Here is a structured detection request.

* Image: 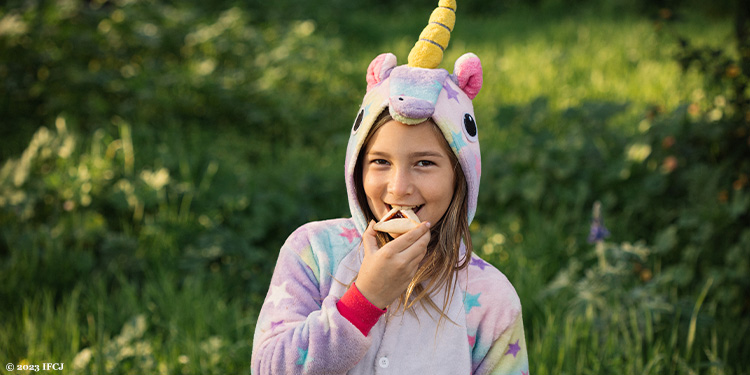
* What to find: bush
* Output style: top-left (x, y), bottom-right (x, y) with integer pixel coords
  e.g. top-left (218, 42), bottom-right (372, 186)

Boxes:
top-left (0, 0), bottom-right (358, 161)
top-left (471, 7), bottom-right (749, 369)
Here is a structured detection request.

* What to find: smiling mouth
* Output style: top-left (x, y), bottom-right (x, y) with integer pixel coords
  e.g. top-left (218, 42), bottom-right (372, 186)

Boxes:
top-left (386, 204), bottom-right (424, 217)
top-left (373, 204), bottom-right (423, 235)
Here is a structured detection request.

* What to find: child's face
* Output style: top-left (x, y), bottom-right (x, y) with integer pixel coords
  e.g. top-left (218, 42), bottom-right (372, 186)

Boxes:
top-left (362, 119), bottom-right (455, 229)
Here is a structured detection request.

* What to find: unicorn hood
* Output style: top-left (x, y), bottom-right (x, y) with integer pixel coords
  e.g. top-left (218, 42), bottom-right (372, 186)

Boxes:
top-left (344, 0), bottom-right (484, 235)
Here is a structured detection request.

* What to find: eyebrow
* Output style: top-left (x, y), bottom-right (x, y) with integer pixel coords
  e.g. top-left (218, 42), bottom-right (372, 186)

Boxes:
top-left (367, 150), bottom-right (446, 159)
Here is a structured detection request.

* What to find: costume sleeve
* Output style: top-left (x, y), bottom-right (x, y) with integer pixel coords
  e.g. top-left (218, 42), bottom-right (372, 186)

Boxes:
top-left (251, 226), bottom-right (372, 375)
top-left (465, 256), bottom-right (530, 375)
top-left (473, 310), bottom-right (529, 375)
top-left (336, 282), bottom-right (387, 336)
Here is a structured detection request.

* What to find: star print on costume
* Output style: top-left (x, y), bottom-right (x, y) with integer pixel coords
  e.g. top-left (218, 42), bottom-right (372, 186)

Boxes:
top-left (339, 226), bottom-right (360, 243)
top-left (470, 257), bottom-right (488, 270)
top-left (522, 371), bottom-right (529, 375)
top-left (362, 102), bottom-right (373, 119)
top-left (432, 79), bottom-right (444, 92)
top-left (464, 291), bottom-right (481, 314)
top-left (266, 281), bottom-right (293, 307)
top-left (298, 245), bottom-right (321, 282)
top-left (297, 347), bottom-right (313, 367)
top-left (450, 129), bottom-right (467, 152)
top-left (443, 81), bottom-right (460, 103)
top-left (505, 339), bottom-right (521, 358)
top-left (468, 335), bottom-right (476, 348)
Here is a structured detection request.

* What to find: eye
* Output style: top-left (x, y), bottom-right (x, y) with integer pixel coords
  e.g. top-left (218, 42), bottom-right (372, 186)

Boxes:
top-left (463, 113), bottom-right (478, 141)
top-left (417, 160), bottom-right (435, 167)
top-left (352, 109), bottom-right (364, 133)
top-left (371, 159), bottom-right (389, 165)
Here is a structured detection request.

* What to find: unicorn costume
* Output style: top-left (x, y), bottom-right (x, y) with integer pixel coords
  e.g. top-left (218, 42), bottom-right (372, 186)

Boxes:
top-left (251, 1), bottom-right (529, 373)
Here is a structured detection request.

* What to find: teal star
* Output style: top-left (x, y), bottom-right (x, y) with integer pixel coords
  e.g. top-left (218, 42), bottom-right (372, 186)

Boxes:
top-left (362, 102), bottom-right (373, 118)
top-left (296, 347), bottom-right (312, 367)
top-left (432, 79), bottom-right (444, 92)
top-left (450, 130), bottom-right (467, 152)
top-left (464, 292), bottom-right (481, 314)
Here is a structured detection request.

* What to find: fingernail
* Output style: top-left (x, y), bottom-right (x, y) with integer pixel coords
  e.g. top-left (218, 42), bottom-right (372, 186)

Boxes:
top-left (425, 222), bottom-right (431, 228)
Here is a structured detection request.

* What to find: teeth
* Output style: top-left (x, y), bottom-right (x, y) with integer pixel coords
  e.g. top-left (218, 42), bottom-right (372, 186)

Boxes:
top-left (391, 204), bottom-right (421, 210)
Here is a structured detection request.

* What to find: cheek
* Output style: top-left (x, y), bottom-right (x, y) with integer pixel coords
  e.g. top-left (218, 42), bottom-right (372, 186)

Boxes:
top-left (428, 171), bottom-right (455, 208)
top-left (362, 167), bottom-right (377, 197)
top-left (361, 168), bottom-right (383, 213)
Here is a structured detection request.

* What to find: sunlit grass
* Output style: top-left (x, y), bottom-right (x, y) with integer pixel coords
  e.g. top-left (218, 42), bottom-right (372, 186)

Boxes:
top-left (3, 272), bottom-right (256, 374)
top-left (346, 6), bottom-right (731, 138)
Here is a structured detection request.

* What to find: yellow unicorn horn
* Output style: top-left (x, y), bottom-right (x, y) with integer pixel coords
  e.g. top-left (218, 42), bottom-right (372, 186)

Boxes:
top-left (407, 0), bottom-right (457, 69)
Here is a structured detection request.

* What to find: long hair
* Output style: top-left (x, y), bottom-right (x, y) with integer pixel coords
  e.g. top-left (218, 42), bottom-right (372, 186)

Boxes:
top-left (353, 109), bottom-right (473, 319)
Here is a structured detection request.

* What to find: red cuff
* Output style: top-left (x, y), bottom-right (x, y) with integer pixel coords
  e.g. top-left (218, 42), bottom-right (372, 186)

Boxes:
top-left (336, 283), bottom-right (386, 336)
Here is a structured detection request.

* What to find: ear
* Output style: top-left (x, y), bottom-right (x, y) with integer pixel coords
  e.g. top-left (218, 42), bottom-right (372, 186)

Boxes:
top-left (366, 53), bottom-right (397, 91)
top-left (452, 53), bottom-right (483, 100)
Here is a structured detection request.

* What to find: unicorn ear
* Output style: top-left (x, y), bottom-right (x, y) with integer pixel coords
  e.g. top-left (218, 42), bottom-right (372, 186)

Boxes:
top-left (366, 53), bottom-right (397, 91)
top-left (452, 53), bottom-right (483, 100)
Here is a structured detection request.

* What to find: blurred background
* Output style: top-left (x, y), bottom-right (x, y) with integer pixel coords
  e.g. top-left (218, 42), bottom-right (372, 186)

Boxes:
top-left (0, 0), bottom-right (748, 373)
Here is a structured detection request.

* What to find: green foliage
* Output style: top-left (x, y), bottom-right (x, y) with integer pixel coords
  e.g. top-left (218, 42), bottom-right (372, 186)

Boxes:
top-left (469, 8), bottom-right (749, 370)
top-left (0, 0), bottom-right (358, 160)
top-left (0, 116), bottom-right (348, 369)
top-left (1, 0), bottom-right (747, 373)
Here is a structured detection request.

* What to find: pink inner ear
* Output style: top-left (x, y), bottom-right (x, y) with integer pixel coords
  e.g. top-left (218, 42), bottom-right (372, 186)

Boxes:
top-left (461, 72), bottom-right (483, 100)
top-left (366, 56), bottom-right (385, 91)
top-left (455, 55), bottom-right (483, 100)
top-left (366, 53), bottom-right (396, 91)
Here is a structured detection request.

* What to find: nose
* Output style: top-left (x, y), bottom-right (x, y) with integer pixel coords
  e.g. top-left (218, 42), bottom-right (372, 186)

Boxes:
top-left (390, 96), bottom-right (434, 120)
top-left (388, 167), bottom-right (414, 197)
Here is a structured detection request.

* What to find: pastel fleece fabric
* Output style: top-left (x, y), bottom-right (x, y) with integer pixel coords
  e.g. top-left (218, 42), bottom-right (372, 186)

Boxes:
top-left (251, 53), bottom-right (529, 374)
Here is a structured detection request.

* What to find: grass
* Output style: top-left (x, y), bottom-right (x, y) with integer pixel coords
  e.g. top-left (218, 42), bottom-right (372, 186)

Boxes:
top-left (344, 5), bottom-right (732, 136)
top-left (1, 2), bottom-right (744, 374)
top-left (4, 268), bottom-right (256, 374)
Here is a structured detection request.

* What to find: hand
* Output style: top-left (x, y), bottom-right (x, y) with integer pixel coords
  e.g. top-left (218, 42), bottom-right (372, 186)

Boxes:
top-left (355, 220), bottom-right (431, 309)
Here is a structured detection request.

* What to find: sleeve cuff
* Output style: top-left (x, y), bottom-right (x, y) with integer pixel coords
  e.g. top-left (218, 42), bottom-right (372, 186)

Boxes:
top-left (336, 283), bottom-right (386, 336)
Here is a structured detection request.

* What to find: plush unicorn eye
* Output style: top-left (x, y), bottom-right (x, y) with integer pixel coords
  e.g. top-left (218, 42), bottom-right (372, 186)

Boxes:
top-left (352, 109), bottom-right (364, 133)
top-left (463, 113), bottom-right (478, 141)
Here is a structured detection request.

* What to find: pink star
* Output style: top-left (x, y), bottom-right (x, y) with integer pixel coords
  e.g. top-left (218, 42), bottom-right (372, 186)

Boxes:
top-left (505, 339), bottom-right (521, 358)
top-left (468, 335), bottom-right (476, 347)
top-left (522, 371), bottom-right (528, 375)
top-left (339, 226), bottom-right (360, 243)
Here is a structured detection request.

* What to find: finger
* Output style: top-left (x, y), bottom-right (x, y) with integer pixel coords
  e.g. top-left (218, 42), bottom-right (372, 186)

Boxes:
top-left (362, 220), bottom-right (379, 256)
top-left (401, 227), bottom-right (431, 263)
top-left (389, 221), bottom-right (431, 252)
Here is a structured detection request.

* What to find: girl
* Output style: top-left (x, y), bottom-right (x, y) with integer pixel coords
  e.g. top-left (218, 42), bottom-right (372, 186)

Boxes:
top-left (251, 1), bottom-right (528, 373)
